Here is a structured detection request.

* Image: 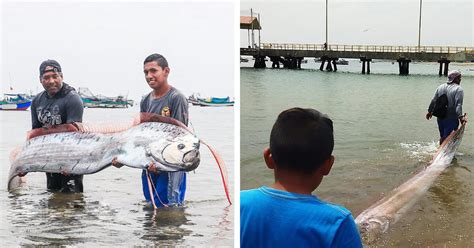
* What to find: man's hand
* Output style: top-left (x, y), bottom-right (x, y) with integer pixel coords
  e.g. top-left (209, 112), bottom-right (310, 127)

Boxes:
top-left (111, 158), bottom-right (124, 168)
top-left (147, 162), bottom-right (158, 174)
top-left (459, 115), bottom-right (468, 125)
top-left (426, 112), bottom-right (432, 120)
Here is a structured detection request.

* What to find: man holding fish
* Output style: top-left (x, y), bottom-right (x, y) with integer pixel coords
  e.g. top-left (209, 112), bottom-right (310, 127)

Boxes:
top-left (20, 59), bottom-right (85, 193)
top-left (113, 53), bottom-right (190, 207)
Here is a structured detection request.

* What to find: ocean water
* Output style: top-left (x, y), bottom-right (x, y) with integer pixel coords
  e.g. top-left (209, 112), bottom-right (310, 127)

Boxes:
top-left (0, 106), bottom-right (234, 246)
top-left (241, 60), bottom-right (473, 246)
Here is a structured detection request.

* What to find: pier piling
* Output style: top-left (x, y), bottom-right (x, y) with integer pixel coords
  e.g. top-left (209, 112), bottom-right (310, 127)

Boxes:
top-left (360, 57), bottom-right (372, 74)
top-left (397, 58), bottom-right (411, 75)
top-left (332, 59), bottom-right (337, 72)
top-left (438, 59), bottom-right (450, 76)
top-left (254, 56), bottom-right (266, 68)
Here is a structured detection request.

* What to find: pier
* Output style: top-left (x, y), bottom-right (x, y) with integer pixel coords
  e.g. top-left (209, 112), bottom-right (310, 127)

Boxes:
top-left (240, 43), bottom-right (474, 76)
top-left (241, 43), bottom-right (474, 75)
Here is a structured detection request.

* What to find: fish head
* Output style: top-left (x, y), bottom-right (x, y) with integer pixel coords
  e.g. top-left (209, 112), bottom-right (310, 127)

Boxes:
top-left (148, 135), bottom-right (200, 171)
top-left (356, 215), bottom-right (390, 244)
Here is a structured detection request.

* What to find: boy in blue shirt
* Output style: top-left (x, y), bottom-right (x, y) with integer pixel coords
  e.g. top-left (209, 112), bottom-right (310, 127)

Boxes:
top-left (240, 108), bottom-right (362, 248)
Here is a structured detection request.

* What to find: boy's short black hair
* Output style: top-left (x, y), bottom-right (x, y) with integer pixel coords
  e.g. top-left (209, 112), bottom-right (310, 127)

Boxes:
top-left (270, 107), bottom-right (334, 173)
top-left (144, 53), bottom-right (169, 69)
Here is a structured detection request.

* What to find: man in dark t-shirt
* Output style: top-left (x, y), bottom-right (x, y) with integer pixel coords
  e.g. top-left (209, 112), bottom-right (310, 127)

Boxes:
top-left (28, 59), bottom-right (84, 193)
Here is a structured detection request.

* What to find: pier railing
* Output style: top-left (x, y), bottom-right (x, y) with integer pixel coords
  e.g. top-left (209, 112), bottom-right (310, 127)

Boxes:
top-left (261, 43), bottom-right (474, 54)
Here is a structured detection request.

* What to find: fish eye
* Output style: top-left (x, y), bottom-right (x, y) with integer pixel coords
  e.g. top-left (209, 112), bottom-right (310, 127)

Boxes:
top-left (178, 144), bottom-right (185, 150)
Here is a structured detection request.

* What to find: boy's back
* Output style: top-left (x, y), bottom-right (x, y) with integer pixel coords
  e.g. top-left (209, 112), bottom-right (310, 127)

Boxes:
top-left (240, 187), bottom-right (362, 248)
top-left (240, 108), bottom-right (362, 248)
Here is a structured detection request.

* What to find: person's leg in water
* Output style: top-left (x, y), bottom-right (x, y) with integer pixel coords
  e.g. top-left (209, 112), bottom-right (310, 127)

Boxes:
top-left (437, 118), bottom-right (459, 145)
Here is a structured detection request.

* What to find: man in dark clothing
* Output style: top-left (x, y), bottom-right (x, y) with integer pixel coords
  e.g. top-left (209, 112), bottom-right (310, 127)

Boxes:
top-left (426, 70), bottom-right (467, 145)
top-left (28, 59), bottom-right (84, 193)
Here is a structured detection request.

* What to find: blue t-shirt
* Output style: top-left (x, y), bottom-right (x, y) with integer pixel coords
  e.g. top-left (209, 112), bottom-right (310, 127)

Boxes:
top-left (240, 187), bottom-right (363, 248)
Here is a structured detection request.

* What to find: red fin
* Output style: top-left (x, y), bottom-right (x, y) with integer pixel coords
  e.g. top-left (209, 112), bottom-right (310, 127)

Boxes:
top-left (27, 123), bottom-right (79, 140)
top-left (138, 113), bottom-right (194, 134)
top-left (201, 139), bottom-right (232, 205)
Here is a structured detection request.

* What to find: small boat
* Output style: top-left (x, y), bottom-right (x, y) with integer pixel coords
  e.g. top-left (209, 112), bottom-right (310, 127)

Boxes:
top-left (0, 93), bottom-right (32, 110)
top-left (197, 98), bottom-right (234, 107)
top-left (335, 59), bottom-right (349, 65)
top-left (78, 87), bottom-right (133, 108)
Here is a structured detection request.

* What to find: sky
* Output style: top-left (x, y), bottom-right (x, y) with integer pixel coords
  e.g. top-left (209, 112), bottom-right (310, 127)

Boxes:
top-left (1, 0), bottom-right (235, 102)
top-left (240, 0), bottom-right (473, 48)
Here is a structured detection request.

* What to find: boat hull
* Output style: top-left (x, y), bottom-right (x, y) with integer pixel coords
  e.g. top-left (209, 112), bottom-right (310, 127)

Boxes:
top-left (0, 101), bottom-right (31, 110)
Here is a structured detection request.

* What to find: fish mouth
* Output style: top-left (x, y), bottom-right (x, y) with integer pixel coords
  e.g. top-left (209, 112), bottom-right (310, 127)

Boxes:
top-left (182, 149), bottom-right (200, 171)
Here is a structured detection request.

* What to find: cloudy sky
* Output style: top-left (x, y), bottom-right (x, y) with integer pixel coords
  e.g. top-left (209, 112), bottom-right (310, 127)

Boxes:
top-left (241, 0), bottom-right (473, 48)
top-left (1, 0), bottom-right (235, 101)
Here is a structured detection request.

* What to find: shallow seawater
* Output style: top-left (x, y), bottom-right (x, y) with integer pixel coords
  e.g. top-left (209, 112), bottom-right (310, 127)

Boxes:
top-left (0, 106), bottom-right (234, 246)
top-left (241, 60), bottom-right (473, 246)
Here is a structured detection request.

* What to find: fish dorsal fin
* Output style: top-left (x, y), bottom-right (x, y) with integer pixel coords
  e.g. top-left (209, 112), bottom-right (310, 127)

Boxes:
top-left (137, 113), bottom-right (195, 135)
top-left (27, 123), bottom-right (80, 140)
top-left (25, 113), bottom-right (194, 140)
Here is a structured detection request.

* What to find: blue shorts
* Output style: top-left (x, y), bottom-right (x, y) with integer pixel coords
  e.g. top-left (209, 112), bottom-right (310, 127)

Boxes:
top-left (437, 118), bottom-right (459, 140)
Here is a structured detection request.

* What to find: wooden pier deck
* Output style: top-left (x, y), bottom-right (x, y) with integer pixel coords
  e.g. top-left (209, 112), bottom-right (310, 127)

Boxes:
top-left (241, 43), bottom-right (474, 75)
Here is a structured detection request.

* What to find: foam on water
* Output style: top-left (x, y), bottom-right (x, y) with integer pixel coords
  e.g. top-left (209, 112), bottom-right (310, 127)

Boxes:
top-left (400, 141), bottom-right (438, 161)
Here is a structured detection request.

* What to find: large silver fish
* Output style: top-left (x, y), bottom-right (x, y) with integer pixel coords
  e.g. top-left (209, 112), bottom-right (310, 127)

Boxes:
top-left (355, 121), bottom-right (466, 244)
top-left (8, 118), bottom-right (200, 190)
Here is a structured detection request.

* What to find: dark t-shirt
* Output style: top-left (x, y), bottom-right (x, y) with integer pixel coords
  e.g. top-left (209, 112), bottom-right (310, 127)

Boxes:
top-left (31, 83), bottom-right (83, 129)
top-left (140, 87), bottom-right (189, 125)
top-left (30, 83), bottom-right (84, 192)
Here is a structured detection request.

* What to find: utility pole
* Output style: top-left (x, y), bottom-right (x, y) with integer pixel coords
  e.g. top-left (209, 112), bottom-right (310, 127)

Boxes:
top-left (325, 0), bottom-right (328, 50)
top-left (251, 8), bottom-right (255, 48)
top-left (418, 0), bottom-right (422, 51)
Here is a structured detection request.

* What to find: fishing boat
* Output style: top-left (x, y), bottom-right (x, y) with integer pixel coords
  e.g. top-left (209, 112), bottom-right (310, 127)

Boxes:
top-left (188, 94), bottom-right (200, 105)
top-left (196, 96), bottom-right (234, 107)
top-left (0, 93), bottom-right (32, 110)
top-left (78, 87), bottom-right (133, 108)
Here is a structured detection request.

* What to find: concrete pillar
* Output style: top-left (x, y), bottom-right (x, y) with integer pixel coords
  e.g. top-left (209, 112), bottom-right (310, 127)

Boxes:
top-left (366, 59), bottom-right (371, 74)
top-left (326, 59), bottom-right (333, 71)
top-left (397, 58), bottom-right (410, 75)
top-left (443, 61), bottom-right (450, 76)
top-left (253, 56), bottom-right (266, 68)
top-left (271, 56), bottom-right (280, 68)
top-left (438, 60), bottom-right (443, 76)
top-left (361, 60), bottom-right (366, 74)
top-left (319, 59), bottom-right (326, 71)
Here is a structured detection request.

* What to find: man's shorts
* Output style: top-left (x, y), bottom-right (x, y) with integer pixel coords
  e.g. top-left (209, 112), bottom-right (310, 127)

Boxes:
top-left (437, 118), bottom-right (459, 141)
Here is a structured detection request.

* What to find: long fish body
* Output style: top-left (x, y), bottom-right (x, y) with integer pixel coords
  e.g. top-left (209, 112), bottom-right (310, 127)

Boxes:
top-left (8, 121), bottom-right (200, 190)
top-left (355, 122), bottom-right (466, 243)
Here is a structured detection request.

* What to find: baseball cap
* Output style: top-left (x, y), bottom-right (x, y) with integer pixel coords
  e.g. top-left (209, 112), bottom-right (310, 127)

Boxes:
top-left (39, 60), bottom-right (62, 77)
top-left (447, 70), bottom-right (461, 84)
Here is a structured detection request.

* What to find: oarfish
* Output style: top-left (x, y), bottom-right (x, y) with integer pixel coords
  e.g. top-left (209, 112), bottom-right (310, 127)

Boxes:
top-left (355, 121), bottom-right (466, 244)
top-left (7, 117), bottom-right (201, 190)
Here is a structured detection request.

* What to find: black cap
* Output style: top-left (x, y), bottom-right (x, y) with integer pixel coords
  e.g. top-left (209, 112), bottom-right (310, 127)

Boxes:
top-left (39, 59), bottom-right (62, 77)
